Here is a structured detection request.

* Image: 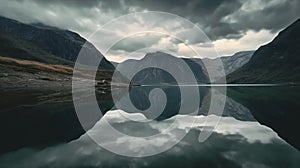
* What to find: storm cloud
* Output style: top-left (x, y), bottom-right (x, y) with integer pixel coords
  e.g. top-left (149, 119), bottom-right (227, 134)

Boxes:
top-left (0, 0), bottom-right (299, 61)
top-left (8, 0), bottom-right (298, 40)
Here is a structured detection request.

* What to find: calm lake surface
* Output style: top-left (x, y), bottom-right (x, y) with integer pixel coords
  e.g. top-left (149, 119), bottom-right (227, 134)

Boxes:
top-left (0, 86), bottom-right (299, 167)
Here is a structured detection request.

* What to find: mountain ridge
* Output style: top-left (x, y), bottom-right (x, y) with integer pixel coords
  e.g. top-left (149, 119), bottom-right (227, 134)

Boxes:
top-left (0, 16), bottom-right (114, 70)
top-left (227, 18), bottom-right (300, 83)
top-left (117, 50), bottom-right (254, 83)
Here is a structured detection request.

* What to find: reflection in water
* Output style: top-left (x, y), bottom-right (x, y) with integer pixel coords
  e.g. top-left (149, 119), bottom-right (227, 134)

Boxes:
top-left (0, 86), bottom-right (299, 167)
top-left (0, 89), bottom-right (113, 154)
top-left (0, 110), bottom-right (299, 168)
top-left (123, 86), bottom-right (255, 121)
top-left (228, 86), bottom-right (300, 150)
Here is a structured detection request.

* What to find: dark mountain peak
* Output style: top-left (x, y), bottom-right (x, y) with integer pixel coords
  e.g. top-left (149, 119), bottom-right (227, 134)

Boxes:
top-left (31, 22), bottom-right (65, 30)
top-left (249, 18), bottom-right (300, 66)
top-left (227, 18), bottom-right (300, 83)
top-left (276, 18), bottom-right (300, 37)
top-left (0, 16), bottom-right (71, 35)
top-left (270, 18), bottom-right (300, 44)
top-left (0, 16), bottom-right (22, 24)
top-left (143, 51), bottom-right (175, 60)
top-left (119, 51), bottom-right (209, 84)
top-left (0, 16), bottom-right (114, 69)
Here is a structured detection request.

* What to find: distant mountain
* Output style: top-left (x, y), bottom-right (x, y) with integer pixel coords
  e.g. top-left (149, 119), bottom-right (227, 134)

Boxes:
top-left (220, 51), bottom-right (254, 75)
top-left (115, 51), bottom-right (256, 120)
top-left (115, 52), bottom-right (209, 120)
top-left (192, 51), bottom-right (254, 81)
top-left (0, 16), bottom-right (114, 70)
top-left (118, 51), bottom-right (209, 84)
top-left (116, 51), bottom-right (254, 83)
top-left (227, 19), bottom-right (300, 83)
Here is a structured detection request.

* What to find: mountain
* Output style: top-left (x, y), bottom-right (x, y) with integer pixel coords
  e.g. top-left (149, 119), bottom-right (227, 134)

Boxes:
top-left (207, 51), bottom-right (254, 75)
top-left (0, 16), bottom-right (114, 70)
top-left (226, 19), bottom-right (300, 150)
top-left (227, 19), bottom-right (300, 83)
top-left (192, 51), bottom-right (254, 81)
top-left (116, 51), bottom-right (254, 83)
top-left (113, 51), bottom-right (256, 121)
top-left (0, 16), bottom-right (116, 152)
top-left (118, 51), bottom-right (209, 84)
top-left (113, 52), bottom-right (208, 120)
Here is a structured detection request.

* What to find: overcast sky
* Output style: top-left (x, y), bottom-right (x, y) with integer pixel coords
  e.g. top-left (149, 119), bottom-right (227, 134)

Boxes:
top-left (0, 0), bottom-right (299, 62)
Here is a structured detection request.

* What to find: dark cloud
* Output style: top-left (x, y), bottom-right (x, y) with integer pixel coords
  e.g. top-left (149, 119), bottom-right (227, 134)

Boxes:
top-left (32, 0), bottom-right (102, 8)
top-left (231, 0), bottom-right (300, 33)
top-left (94, 0), bottom-right (243, 40)
top-left (116, 0), bottom-right (299, 40)
top-left (0, 0), bottom-right (299, 60)
top-left (1, 0), bottom-right (299, 41)
top-left (110, 34), bottom-right (164, 53)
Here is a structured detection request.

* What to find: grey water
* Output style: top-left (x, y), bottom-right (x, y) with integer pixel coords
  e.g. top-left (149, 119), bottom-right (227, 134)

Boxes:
top-left (0, 86), bottom-right (299, 167)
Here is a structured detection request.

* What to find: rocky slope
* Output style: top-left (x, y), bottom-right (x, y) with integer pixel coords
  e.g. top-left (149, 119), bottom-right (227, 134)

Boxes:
top-left (118, 51), bottom-right (210, 84)
top-left (193, 51), bottom-right (254, 81)
top-left (0, 16), bottom-right (114, 70)
top-left (117, 51), bottom-right (254, 84)
top-left (227, 19), bottom-right (300, 83)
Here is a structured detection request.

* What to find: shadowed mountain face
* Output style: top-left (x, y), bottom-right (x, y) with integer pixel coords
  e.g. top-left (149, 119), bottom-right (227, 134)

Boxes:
top-left (0, 16), bottom-right (114, 70)
top-left (119, 51), bottom-right (210, 84)
top-left (112, 52), bottom-right (209, 120)
top-left (225, 18), bottom-right (300, 151)
top-left (0, 17), bottom-right (116, 153)
top-left (113, 52), bottom-right (257, 121)
top-left (227, 19), bottom-right (300, 83)
top-left (117, 51), bottom-right (254, 84)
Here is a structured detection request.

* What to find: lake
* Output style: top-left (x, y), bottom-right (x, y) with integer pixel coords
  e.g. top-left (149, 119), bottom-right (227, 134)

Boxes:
top-left (0, 85), bottom-right (299, 167)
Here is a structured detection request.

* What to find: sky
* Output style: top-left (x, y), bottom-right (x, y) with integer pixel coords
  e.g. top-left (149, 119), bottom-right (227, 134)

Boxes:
top-left (0, 0), bottom-right (299, 62)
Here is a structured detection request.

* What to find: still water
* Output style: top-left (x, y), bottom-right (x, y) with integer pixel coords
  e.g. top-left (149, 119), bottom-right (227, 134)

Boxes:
top-left (0, 86), bottom-right (299, 167)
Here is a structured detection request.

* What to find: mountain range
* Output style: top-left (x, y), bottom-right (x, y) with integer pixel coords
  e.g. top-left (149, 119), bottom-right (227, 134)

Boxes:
top-left (118, 51), bottom-right (209, 84)
top-left (116, 50), bottom-right (254, 84)
top-left (0, 16), bottom-right (113, 70)
top-left (1, 15), bottom-right (299, 85)
top-left (0, 16), bottom-right (257, 85)
top-left (1, 16), bottom-right (300, 151)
